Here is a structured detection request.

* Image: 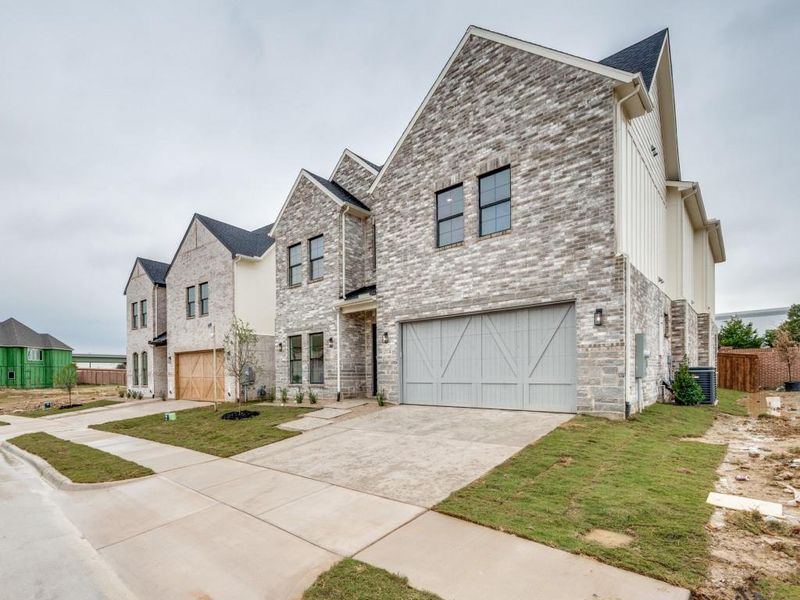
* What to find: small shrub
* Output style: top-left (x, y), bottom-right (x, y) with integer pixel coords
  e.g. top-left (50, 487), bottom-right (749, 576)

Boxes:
top-left (294, 389), bottom-right (305, 404)
top-left (279, 387), bottom-right (288, 403)
top-left (672, 358), bottom-right (704, 406)
top-left (308, 389), bottom-right (318, 404)
top-left (126, 389), bottom-right (132, 399)
top-left (137, 391), bottom-right (143, 400)
top-left (117, 388), bottom-right (125, 398)
top-left (266, 386), bottom-right (276, 403)
top-left (376, 389), bottom-right (386, 407)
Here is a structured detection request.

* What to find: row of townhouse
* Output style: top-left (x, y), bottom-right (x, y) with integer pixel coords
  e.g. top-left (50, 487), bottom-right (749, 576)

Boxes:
top-left (126, 26), bottom-right (725, 418)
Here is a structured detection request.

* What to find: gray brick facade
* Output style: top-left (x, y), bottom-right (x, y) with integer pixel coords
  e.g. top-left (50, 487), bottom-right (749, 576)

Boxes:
top-left (125, 262), bottom-right (167, 398)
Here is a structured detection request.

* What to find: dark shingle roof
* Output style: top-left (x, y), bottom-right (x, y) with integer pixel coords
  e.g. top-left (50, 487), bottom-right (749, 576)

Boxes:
top-left (149, 332), bottom-right (167, 346)
top-left (195, 214), bottom-right (275, 258)
top-left (0, 318), bottom-right (72, 351)
top-left (344, 284), bottom-right (377, 300)
top-left (350, 151), bottom-right (382, 173)
top-left (138, 258), bottom-right (169, 286)
top-left (599, 29), bottom-right (668, 90)
top-left (305, 171), bottom-right (371, 212)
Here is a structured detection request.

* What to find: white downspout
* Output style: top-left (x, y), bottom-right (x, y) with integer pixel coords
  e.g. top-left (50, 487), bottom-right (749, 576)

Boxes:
top-left (338, 206), bottom-right (350, 401)
top-left (341, 206), bottom-right (350, 298)
top-left (615, 83), bottom-right (639, 417)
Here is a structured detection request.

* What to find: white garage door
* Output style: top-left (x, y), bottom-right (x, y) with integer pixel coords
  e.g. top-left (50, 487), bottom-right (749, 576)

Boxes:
top-left (401, 303), bottom-right (576, 413)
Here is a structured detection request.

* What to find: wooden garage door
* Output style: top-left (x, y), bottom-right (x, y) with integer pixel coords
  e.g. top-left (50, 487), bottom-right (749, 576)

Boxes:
top-left (401, 303), bottom-right (576, 413)
top-left (176, 350), bottom-right (223, 401)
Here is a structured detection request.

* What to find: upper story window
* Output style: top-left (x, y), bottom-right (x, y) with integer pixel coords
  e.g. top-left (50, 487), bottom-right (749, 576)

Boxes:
top-left (199, 282), bottom-right (209, 316)
top-left (436, 184), bottom-right (464, 247)
top-left (141, 351), bottom-right (148, 386)
top-left (288, 244), bottom-right (302, 286)
top-left (140, 299), bottom-right (148, 328)
top-left (479, 167), bottom-right (511, 236)
top-left (131, 302), bottom-right (139, 329)
top-left (288, 335), bottom-right (302, 384)
top-left (186, 286), bottom-right (196, 318)
top-left (132, 352), bottom-right (139, 385)
top-left (309, 236), bottom-right (324, 281)
top-left (26, 348), bottom-right (43, 361)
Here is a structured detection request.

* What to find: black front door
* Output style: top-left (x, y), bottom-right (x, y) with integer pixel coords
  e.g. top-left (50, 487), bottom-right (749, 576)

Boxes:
top-left (371, 323), bottom-right (378, 396)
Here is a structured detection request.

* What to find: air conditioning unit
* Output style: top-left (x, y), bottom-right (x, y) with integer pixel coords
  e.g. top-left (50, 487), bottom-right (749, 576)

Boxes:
top-left (688, 367), bottom-right (717, 405)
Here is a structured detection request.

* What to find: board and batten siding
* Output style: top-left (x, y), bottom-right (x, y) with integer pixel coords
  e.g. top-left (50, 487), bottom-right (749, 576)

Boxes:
top-left (615, 78), bottom-right (667, 288)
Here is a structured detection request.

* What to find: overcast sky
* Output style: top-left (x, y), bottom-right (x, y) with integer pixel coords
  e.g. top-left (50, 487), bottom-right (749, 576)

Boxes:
top-left (0, 0), bottom-right (797, 353)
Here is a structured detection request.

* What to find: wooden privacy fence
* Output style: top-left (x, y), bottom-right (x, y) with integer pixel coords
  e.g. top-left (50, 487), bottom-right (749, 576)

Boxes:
top-left (717, 352), bottom-right (758, 392)
top-left (77, 369), bottom-right (125, 386)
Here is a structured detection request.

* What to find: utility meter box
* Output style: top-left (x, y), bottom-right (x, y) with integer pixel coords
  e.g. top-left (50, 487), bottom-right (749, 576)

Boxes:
top-left (635, 333), bottom-right (648, 379)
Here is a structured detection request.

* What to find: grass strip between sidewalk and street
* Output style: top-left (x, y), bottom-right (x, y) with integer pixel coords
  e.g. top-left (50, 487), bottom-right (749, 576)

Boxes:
top-left (19, 399), bottom-right (121, 418)
top-left (91, 404), bottom-right (312, 457)
top-left (303, 559), bottom-right (443, 600)
top-left (435, 403), bottom-right (726, 590)
top-left (9, 432), bottom-right (153, 483)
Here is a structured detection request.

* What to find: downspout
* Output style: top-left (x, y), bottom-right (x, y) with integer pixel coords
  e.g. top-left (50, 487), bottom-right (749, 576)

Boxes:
top-left (338, 206), bottom-right (350, 401)
top-left (615, 82), bottom-right (640, 418)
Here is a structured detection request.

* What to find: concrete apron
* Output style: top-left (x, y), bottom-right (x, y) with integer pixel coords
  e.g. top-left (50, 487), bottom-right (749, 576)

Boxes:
top-left (4, 403), bottom-right (690, 600)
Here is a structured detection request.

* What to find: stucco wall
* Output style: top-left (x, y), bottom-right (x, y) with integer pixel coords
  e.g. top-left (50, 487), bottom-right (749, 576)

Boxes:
top-left (371, 35), bottom-right (626, 416)
top-left (234, 248), bottom-right (276, 336)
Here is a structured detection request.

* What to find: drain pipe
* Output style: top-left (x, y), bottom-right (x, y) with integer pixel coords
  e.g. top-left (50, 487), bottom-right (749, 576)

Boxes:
top-left (615, 84), bottom-right (640, 419)
top-left (337, 206), bottom-right (350, 401)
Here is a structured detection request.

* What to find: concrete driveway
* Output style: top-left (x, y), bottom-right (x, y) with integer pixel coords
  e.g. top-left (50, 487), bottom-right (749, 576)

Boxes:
top-left (236, 405), bottom-right (572, 506)
top-left (1, 402), bottom-right (690, 600)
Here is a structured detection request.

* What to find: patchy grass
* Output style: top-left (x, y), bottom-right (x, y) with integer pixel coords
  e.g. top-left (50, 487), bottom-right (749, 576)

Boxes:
top-left (91, 404), bottom-right (312, 457)
top-left (729, 510), bottom-right (800, 538)
top-left (753, 574), bottom-right (800, 600)
top-left (435, 404), bottom-right (725, 590)
top-left (9, 432), bottom-right (153, 483)
top-left (303, 559), bottom-right (442, 600)
top-left (0, 384), bottom-right (121, 413)
top-left (19, 399), bottom-right (121, 418)
top-left (716, 388), bottom-right (749, 416)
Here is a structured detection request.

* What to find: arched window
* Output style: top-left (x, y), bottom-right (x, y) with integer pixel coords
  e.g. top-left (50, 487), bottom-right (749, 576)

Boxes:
top-left (132, 353), bottom-right (139, 386)
top-left (141, 352), bottom-right (148, 386)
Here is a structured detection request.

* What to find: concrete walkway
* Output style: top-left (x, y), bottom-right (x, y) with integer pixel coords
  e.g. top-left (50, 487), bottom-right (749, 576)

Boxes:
top-left (0, 402), bottom-right (690, 600)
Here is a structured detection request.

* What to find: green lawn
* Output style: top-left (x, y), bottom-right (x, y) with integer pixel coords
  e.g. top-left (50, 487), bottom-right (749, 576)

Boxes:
top-left (9, 432), bottom-right (153, 483)
top-left (20, 399), bottom-right (121, 418)
top-left (91, 405), bottom-right (312, 457)
top-left (754, 575), bottom-right (800, 600)
top-left (303, 559), bottom-right (442, 600)
top-left (435, 403), bottom-right (726, 590)
top-left (716, 388), bottom-right (748, 416)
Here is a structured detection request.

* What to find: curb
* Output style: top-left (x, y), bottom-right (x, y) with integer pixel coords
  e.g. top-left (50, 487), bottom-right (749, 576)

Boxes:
top-left (0, 440), bottom-right (154, 491)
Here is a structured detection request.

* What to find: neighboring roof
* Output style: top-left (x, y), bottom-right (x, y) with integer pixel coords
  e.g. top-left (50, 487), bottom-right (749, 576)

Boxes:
top-left (195, 214), bottom-right (275, 259)
top-left (124, 257), bottom-right (170, 295)
top-left (600, 29), bottom-right (668, 90)
top-left (138, 258), bottom-right (169, 286)
top-left (149, 332), bottom-right (167, 347)
top-left (716, 307), bottom-right (789, 322)
top-left (368, 25), bottom-right (652, 194)
top-left (349, 151), bottom-right (382, 173)
top-left (0, 318), bottom-right (73, 351)
top-left (304, 172), bottom-right (371, 212)
top-left (344, 284), bottom-right (377, 301)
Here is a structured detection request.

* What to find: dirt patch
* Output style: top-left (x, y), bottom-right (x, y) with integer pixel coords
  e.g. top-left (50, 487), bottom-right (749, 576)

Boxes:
top-left (584, 528), bottom-right (634, 548)
top-left (0, 385), bottom-right (122, 414)
top-left (694, 392), bottom-right (800, 600)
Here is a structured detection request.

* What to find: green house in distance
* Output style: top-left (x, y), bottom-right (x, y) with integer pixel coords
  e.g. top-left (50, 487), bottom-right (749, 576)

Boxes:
top-left (0, 318), bottom-right (73, 389)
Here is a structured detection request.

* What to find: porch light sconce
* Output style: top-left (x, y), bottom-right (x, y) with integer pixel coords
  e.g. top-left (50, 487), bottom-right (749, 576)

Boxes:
top-left (594, 308), bottom-right (604, 327)
top-left (328, 337), bottom-right (334, 349)
top-left (278, 342), bottom-right (283, 352)
top-left (382, 331), bottom-right (389, 344)
top-left (168, 355), bottom-right (172, 364)
top-left (650, 144), bottom-right (659, 157)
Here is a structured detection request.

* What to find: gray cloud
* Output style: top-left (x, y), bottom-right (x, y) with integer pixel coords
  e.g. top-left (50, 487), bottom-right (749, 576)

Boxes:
top-left (0, 0), bottom-right (796, 351)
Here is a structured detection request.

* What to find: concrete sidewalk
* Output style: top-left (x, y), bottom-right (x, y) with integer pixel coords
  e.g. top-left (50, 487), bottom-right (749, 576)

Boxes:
top-left (1, 402), bottom-right (692, 600)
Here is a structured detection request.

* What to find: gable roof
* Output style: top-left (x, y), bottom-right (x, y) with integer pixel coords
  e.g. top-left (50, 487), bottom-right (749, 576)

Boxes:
top-left (124, 257), bottom-right (170, 295)
top-left (269, 169), bottom-right (371, 237)
top-left (600, 29), bottom-right (668, 90)
top-left (0, 318), bottom-right (73, 351)
top-left (304, 171), bottom-right (370, 212)
top-left (195, 214), bottom-right (275, 259)
top-left (368, 25), bottom-right (652, 194)
top-left (330, 148), bottom-right (381, 180)
top-left (138, 258), bottom-right (169, 286)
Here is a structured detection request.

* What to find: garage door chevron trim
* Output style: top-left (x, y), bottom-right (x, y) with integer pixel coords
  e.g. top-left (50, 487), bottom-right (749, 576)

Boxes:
top-left (401, 303), bottom-right (576, 413)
